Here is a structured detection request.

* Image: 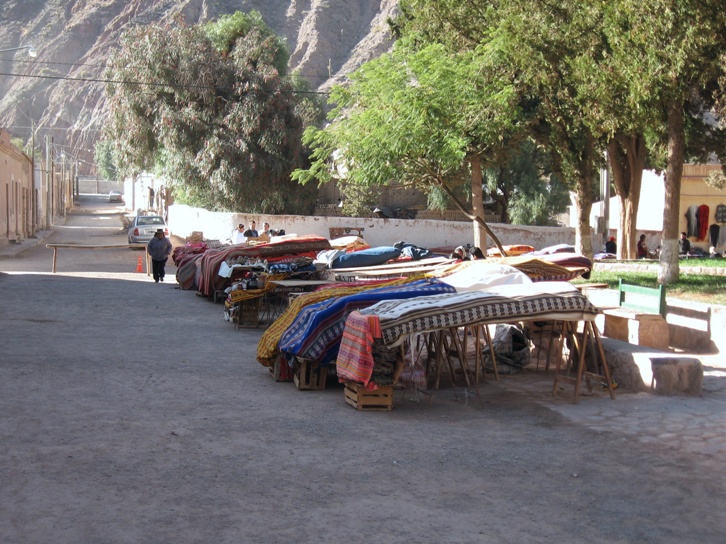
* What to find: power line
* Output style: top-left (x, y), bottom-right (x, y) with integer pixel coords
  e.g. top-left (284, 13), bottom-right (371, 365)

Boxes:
top-left (5, 125), bottom-right (103, 132)
top-left (2, 56), bottom-right (355, 81)
top-left (0, 70), bottom-right (331, 94)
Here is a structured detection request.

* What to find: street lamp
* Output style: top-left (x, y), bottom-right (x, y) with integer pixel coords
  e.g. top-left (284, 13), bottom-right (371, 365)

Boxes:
top-left (0, 45), bottom-right (38, 57)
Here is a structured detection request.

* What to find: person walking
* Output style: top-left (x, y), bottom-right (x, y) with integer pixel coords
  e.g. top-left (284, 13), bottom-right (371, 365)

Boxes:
top-left (148, 186), bottom-right (155, 210)
top-left (147, 229), bottom-right (173, 283)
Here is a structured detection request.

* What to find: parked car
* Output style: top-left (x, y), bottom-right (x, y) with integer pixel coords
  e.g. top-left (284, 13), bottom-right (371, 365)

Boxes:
top-left (128, 215), bottom-right (169, 245)
top-left (109, 190), bottom-right (123, 203)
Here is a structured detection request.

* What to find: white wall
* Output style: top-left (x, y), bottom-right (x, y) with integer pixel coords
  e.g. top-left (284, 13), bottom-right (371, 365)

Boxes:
top-left (168, 203), bottom-right (585, 251)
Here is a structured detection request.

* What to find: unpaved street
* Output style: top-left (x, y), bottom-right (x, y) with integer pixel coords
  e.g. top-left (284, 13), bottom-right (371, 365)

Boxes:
top-left (1, 196), bottom-right (725, 543)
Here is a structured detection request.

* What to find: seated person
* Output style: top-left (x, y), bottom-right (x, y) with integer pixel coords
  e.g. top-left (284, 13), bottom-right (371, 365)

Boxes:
top-left (605, 236), bottom-right (616, 254)
top-left (242, 221), bottom-right (259, 239)
top-left (636, 234), bottom-right (649, 259)
top-left (449, 246), bottom-right (467, 261)
top-left (260, 222), bottom-right (276, 237)
top-left (469, 247), bottom-right (485, 260)
top-left (679, 232), bottom-right (691, 255)
top-left (232, 223), bottom-right (246, 245)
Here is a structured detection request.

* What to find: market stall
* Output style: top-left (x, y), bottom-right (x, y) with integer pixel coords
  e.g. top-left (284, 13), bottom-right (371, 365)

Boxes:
top-left (335, 282), bottom-right (615, 404)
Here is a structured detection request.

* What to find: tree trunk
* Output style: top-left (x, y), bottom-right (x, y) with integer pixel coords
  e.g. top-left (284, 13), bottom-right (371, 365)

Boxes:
top-left (608, 133), bottom-right (646, 260)
top-left (658, 100), bottom-right (684, 285)
top-left (437, 168), bottom-right (506, 256)
top-left (470, 154), bottom-right (487, 250)
top-left (574, 134), bottom-right (596, 259)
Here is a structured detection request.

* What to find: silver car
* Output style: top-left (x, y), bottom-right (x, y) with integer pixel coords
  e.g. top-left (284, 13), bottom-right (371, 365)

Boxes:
top-left (128, 215), bottom-right (168, 244)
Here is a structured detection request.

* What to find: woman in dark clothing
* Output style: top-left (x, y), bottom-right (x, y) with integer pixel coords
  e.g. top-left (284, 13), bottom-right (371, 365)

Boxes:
top-left (636, 234), bottom-right (648, 259)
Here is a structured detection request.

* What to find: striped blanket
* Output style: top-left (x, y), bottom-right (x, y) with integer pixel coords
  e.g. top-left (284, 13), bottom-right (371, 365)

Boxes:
top-left (336, 283), bottom-right (599, 386)
top-left (256, 278), bottom-right (413, 367)
top-left (278, 279), bottom-right (457, 367)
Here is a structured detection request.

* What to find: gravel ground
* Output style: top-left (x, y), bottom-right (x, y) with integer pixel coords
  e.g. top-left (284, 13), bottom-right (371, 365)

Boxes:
top-left (1, 195), bottom-right (725, 544)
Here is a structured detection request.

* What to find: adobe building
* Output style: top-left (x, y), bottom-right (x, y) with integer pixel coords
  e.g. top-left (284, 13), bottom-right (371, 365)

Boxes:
top-left (0, 129), bottom-right (34, 245)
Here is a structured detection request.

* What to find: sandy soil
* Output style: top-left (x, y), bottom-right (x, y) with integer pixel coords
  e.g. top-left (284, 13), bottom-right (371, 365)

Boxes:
top-left (1, 195), bottom-right (725, 543)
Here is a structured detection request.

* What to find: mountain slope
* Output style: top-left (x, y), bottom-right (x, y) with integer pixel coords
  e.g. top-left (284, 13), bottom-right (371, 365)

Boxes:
top-left (0, 0), bottom-right (397, 170)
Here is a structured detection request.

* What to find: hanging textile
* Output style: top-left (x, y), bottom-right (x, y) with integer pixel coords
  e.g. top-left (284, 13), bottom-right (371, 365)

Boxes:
top-left (710, 224), bottom-right (721, 249)
top-left (719, 225), bottom-right (726, 248)
top-left (716, 204), bottom-right (726, 224)
top-left (697, 204), bottom-right (710, 241)
top-left (685, 205), bottom-right (699, 238)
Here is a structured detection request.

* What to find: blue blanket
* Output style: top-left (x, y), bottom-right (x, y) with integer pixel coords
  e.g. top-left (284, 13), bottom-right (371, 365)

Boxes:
top-left (278, 279), bottom-right (456, 366)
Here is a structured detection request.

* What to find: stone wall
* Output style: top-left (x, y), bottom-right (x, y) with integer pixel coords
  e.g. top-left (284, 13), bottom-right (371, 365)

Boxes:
top-left (166, 203), bottom-right (584, 251)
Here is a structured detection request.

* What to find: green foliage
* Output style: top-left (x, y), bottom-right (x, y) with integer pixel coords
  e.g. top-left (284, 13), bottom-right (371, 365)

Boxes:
top-left (483, 140), bottom-right (569, 225)
top-left (94, 140), bottom-right (118, 180)
top-left (103, 12), bottom-right (321, 214)
top-left (204, 10), bottom-right (288, 75)
top-left (10, 137), bottom-right (28, 154)
top-left (292, 39), bottom-right (523, 216)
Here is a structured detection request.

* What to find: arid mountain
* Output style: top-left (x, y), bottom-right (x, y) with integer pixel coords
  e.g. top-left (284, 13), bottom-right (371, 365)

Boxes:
top-left (0, 0), bottom-right (398, 172)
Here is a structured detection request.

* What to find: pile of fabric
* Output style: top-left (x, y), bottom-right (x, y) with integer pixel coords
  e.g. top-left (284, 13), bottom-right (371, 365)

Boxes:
top-left (174, 235), bottom-right (331, 295)
top-left (277, 279), bottom-right (456, 367)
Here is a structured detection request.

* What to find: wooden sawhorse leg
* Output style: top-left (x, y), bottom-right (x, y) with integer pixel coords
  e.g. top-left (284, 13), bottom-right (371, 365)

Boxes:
top-left (552, 321), bottom-right (616, 403)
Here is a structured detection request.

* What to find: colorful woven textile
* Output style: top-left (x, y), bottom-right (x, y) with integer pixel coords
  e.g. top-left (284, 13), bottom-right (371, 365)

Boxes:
top-left (256, 278), bottom-right (412, 367)
top-left (197, 236), bottom-right (331, 297)
top-left (336, 283), bottom-right (599, 386)
top-left (278, 279), bottom-right (457, 367)
top-left (175, 252), bottom-right (205, 290)
top-left (225, 273), bottom-right (287, 305)
top-left (336, 311), bottom-right (381, 386)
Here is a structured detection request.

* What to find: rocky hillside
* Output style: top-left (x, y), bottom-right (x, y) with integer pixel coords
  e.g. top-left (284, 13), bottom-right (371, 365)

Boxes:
top-left (0, 0), bottom-right (398, 171)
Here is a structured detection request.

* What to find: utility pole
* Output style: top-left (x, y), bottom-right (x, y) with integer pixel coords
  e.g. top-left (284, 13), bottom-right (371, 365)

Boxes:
top-left (49, 136), bottom-right (54, 226)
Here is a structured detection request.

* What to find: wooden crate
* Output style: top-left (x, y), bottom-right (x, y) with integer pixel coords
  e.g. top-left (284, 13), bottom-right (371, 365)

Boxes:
top-left (234, 297), bottom-right (262, 328)
top-left (344, 382), bottom-right (393, 411)
top-left (272, 356), bottom-right (294, 382)
top-left (294, 358), bottom-right (329, 390)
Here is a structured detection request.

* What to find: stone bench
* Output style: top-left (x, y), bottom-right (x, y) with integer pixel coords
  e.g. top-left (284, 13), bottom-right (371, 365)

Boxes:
top-left (599, 337), bottom-right (703, 395)
top-left (601, 307), bottom-right (670, 350)
top-left (599, 280), bottom-right (670, 350)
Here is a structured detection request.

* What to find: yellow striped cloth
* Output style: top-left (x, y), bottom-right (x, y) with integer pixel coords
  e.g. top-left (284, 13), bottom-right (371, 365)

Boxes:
top-left (256, 277), bottom-right (413, 367)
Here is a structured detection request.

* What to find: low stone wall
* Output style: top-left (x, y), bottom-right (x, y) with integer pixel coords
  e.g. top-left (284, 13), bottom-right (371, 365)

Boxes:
top-left (167, 203), bottom-right (583, 252)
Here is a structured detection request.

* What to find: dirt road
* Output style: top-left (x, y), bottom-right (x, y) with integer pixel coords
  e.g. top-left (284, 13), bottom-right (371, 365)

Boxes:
top-left (1, 196), bottom-right (725, 543)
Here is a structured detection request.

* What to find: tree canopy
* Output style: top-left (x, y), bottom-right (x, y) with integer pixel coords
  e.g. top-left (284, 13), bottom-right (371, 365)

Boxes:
top-left (103, 11), bottom-right (320, 214)
top-left (293, 39), bottom-right (528, 251)
top-left (392, 0), bottom-right (726, 273)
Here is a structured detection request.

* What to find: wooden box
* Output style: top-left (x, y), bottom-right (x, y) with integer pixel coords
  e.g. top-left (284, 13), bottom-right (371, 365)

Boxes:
top-left (272, 356), bottom-right (294, 382)
top-left (294, 358), bottom-right (329, 390)
top-left (344, 382), bottom-right (393, 411)
top-left (234, 297), bottom-right (262, 328)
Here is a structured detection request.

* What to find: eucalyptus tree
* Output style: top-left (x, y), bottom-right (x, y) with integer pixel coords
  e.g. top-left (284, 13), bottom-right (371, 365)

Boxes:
top-left (293, 41), bottom-right (527, 253)
top-left (103, 12), bottom-right (319, 214)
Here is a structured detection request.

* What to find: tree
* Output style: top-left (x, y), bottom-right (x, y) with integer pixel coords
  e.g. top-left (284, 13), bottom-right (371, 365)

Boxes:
top-left (486, 140), bottom-right (570, 226)
top-left (94, 140), bottom-right (118, 181)
top-left (395, 0), bottom-right (603, 258)
top-left (103, 12), bottom-right (320, 214)
top-left (293, 41), bottom-right (526, 253)
top-left (601, 0), bottom-right (726, 282)
top-left (398, 0), bottom-right (726, 270)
